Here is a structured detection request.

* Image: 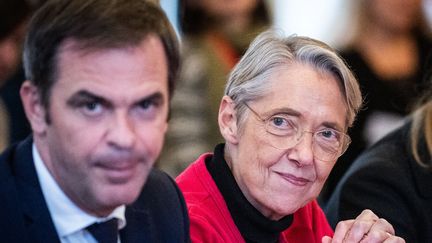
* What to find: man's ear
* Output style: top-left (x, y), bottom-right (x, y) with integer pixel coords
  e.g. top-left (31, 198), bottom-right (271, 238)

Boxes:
top-left (20, 81), bottom-right (48, 135)
top-left (218, 95), bottom-right (239, 145)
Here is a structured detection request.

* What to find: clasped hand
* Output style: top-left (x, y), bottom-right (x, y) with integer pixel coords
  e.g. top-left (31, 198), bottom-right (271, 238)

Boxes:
top-left (322, 210), bottom-right (405, 243)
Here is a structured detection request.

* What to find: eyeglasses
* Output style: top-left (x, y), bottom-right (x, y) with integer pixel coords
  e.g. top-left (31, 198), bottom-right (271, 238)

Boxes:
top-left (244, 103), bottom-right (351, 162)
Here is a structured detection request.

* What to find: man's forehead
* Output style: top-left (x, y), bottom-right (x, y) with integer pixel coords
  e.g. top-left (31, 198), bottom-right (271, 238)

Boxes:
top-left (55, 35), bottom-right (167, 76)
top-left (52, 36), bottom-right (169, 100)
top-left (57, 37), bottom-right (150, 57)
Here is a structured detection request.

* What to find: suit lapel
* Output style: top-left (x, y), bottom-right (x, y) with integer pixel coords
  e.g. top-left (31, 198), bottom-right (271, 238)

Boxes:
top-left (120, 205), bottom-right (152, 243)
top-left (120, 206), bottom-right (155, 243)
top-left (14, 138), bottom-right (61, 243)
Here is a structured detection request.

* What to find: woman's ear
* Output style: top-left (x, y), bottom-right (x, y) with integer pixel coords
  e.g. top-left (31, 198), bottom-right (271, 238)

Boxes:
top-left (218, 95), bottom-right (239, 144)
top-left (20, 81), bottom-right (48, 135)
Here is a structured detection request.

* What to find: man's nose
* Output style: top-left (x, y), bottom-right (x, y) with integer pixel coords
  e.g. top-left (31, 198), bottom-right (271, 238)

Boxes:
top-left (107, 111), bottom-right (136, 150)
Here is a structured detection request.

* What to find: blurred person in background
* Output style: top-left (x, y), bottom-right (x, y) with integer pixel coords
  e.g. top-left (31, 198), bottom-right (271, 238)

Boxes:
top-left (320, 0), bottom-right (432, 204)
top-left (0, 0), bottom-right (29, 82)
top-left (325, 85), bottom-right (432, 242)
top-left (0, 0), bottom-right (38, 151)
top-left (158, 0), bottom-right (271, 176)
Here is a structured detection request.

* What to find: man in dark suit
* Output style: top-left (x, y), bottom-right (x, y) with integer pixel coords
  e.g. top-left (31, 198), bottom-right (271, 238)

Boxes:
top-left (0, 0), bottom-right (190, 242)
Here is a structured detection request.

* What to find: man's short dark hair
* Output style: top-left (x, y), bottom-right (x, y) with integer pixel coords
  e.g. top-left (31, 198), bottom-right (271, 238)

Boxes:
top-left (23, 0), bottom-right (179, 109)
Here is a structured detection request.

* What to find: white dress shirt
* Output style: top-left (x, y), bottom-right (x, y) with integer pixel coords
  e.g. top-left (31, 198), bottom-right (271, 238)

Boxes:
top-left (32, 144), bottom-right (126, 243)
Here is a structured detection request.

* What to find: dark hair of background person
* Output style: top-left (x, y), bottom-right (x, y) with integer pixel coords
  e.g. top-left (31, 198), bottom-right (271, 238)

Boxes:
top-left (0, 0), bottom-right (32, 40)
top-left (0, 0), bottom-right (39, 82)
top-left (179, 0), bottom-right (270, 35)
top-left (23, 0), bottom-right (180, 114)
top-left (0, 0), bottom-right (43, 147)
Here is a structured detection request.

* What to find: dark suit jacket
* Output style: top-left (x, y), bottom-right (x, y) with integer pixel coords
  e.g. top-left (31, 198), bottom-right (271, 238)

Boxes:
top-left (0, 137), bottom-right (190, 243)
top-left (325, 121), bottom-right (432, 242)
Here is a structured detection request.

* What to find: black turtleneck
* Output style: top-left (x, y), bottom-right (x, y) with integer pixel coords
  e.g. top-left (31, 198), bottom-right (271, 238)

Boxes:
top-left (205, 144), bottom-right (293, 243)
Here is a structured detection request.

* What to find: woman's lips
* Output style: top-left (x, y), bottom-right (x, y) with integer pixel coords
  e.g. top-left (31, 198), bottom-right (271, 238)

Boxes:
top-left (275, 172), bottom-right (310, 186)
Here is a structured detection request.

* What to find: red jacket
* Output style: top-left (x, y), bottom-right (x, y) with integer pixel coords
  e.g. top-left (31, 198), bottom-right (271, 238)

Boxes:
top-left (176, 153), bottom-right (334, 243)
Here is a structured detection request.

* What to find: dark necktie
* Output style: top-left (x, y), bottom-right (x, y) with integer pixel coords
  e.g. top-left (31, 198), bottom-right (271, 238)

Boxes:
top-left (86, 218), bottom-right (119, 243)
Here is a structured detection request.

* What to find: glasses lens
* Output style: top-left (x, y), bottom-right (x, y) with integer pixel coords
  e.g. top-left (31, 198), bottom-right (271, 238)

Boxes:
top-left (313, 131), bottom-right (350, 161)
top-left (264, 116), bottom-right (299, 149)
top-left (313, 142), bottom-right (339, 161)
top-left (264, 125), bottom-right (350, 162)
top-left (245, 102), bottom-right (350, 162)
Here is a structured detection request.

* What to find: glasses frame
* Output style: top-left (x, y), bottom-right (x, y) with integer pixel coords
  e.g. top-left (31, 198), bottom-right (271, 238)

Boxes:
top-left (243, 102), bottom-right (351, 162)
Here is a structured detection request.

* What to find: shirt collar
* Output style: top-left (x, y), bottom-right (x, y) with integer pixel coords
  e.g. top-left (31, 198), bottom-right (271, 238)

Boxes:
top-left (32, 143), bottom-right (126, 238)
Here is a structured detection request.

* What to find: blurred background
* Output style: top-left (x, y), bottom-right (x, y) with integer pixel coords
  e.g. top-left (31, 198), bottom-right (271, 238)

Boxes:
top-left (161, 0), bottom-right (432, 47)
top-left (2, 0), bottom-right (432, 204)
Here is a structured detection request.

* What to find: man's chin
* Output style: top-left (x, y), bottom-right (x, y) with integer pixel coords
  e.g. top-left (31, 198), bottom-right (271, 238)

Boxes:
top-left (101, 180), bottom-right (146, 205)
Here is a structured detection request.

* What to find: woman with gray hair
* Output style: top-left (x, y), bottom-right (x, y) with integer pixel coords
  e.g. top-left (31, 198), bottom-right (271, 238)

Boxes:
top-left (176, 30), bottom-right (404, 242)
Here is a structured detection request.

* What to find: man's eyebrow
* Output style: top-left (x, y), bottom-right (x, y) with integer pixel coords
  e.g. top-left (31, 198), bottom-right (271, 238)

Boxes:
top-left (134, 92), bottom-right (164, 105)
top-left (66, 90), bottom-right (108, 106)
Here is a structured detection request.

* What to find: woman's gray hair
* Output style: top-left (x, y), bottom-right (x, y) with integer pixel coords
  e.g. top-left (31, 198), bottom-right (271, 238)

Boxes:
top-left (225, 30), bottom-right (362, 130)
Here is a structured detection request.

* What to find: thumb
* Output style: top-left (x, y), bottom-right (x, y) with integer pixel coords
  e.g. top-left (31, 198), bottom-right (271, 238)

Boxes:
top-left (322, 235), bottom-right (332, 243)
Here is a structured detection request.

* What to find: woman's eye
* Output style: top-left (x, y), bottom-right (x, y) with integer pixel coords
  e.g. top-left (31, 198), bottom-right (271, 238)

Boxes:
top-left (270, 116), bottom-right (294, 129)
top-left (318, 130), bottom-right (339, 141)
top-left (267, 116), bottom-right (297, 136)
top-left (272, 117), bottom-right (285, 126)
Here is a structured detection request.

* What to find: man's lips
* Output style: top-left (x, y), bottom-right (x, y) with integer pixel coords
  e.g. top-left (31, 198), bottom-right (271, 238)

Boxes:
top-left (96, 161), bottom-right (139, 182)
top-left (99, 161), bottom-right (136, 170)
top-left (275, 171), bottom-right (311, 186)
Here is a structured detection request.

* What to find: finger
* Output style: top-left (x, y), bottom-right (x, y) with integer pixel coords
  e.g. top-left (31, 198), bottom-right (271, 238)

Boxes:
top-left (332, 219), bottom-right (354, 243)
top-left (382, 235), bottom-right (406, 243)
top-left (357, 217), bottom-right (396, 243)
top-left (343, 209), bottom-right (379, 241)
top-left (360, 232), bottom-right (405, 243)
top-left (369, 217), bottom-right (395, 235)
top-left (321, 235), bottom-right (332, 243)
top-left (355, 209), bottom-right (379, 222)
top-left (359, 230), bottom-right (392, 243)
